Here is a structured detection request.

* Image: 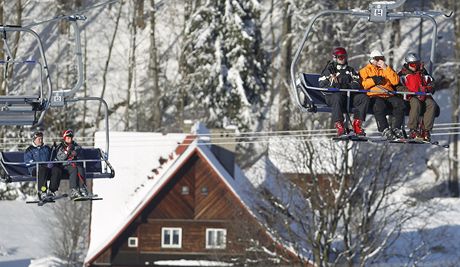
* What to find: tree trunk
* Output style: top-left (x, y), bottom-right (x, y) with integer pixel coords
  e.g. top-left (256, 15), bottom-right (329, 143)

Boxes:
top-left (277, 0), bottom-right (292, 131)
top-left (177, 0), bottom-right (194, 131)
top-left (149, 0), bottom-right (161, 130)
top-left (451, 0), bottom-right (460, 196)
top-left (136, 0), bottom-right (145, 29)
top-left (125, 1), bottom-right (138, 130)
top-left (96, 2), bottom-right (123, 129)
top-left (267, 0), bottom-right (277, 122)
top-left (0, 0), bottom-right (5, 96)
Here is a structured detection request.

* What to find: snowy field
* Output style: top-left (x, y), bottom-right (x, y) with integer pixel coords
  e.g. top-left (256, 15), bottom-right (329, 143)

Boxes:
top-left (0, 200), bottom-right (54, 266)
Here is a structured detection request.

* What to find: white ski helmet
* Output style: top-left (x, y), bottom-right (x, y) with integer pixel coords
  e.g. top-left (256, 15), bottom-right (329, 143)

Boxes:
top-left (404, 52), bottom-right (420, 63)
top-left (370, 50), bottom-right (384, 60)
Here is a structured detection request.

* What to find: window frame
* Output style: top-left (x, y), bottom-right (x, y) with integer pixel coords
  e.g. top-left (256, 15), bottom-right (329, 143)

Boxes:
top-left (161, 227), bottom-right (182, 248)
top-left (205, 228), bottom-right (227, 249)
top-left (181, 185), bottom-right (190, 195)
top-left (128, 237), bottom-right (138, 248)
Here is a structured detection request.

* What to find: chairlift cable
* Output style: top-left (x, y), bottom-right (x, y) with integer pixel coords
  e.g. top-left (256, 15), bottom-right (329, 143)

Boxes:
top-left (1, 124), bottom-right (460, 143)
top-left (1, 131), bottom-right (460, 150)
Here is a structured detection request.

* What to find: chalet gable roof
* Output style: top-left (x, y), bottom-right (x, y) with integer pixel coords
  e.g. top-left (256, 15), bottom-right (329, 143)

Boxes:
top-left (85, 132), bottom-right (265, 265)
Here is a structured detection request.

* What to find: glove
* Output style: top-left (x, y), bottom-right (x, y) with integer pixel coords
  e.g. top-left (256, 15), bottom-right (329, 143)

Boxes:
top-left (371, 76), bottom-right (385, 85)
top-left (47, 163), bottom-right (54, 168)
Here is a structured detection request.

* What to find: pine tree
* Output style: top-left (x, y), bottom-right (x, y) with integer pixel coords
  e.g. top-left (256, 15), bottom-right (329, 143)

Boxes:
top-left (180, 0), bottom-right (267, 130)
top-left (222, 0), bottom-right (267, 129)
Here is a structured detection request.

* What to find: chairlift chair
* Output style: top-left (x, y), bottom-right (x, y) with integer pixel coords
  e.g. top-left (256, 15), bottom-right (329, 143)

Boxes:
top-left (290, 0), bottom-right (447, 116)
top-left (0, 9), bottom-right (116, 184)
top-left (0, 26), bottom-right (52, 126)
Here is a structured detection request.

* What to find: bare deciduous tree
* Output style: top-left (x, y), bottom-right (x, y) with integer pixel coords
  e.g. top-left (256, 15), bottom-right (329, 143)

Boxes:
top-left (95, 2), bottom-right (123, 129)
top-left (262, 138), bottom-right (428, 266)
top-left (48, 200), bottom-right (90, 266)
top-left (276, 0), bottom-right (292, 131)
top-left (149, 0), bottom-right (162, 130)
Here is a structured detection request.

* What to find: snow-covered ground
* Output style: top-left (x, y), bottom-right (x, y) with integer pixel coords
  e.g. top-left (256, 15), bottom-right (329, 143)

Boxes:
top-left (0, 200), bottom-right (54, 266)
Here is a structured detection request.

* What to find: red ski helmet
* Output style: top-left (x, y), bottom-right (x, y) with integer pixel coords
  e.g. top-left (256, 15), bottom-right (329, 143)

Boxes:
top-left (332, 47), bottom-right (347, 57)
top-left (332, 47), bottom-right (347, 63)
top-left (62, 129), bottom-right (74, 139)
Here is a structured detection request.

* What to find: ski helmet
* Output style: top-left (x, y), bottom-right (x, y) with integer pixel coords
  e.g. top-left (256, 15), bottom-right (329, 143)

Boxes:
top-left (370, 50), bottom-right (384, 60)
top-left (404, 52), bottom-right (420, 63)
top-left (62, 129), bottom-right (74, 139)
top-left (332, 47), bottom-right (347, 63)
top-left (332, 47), bottom-right (347, 57)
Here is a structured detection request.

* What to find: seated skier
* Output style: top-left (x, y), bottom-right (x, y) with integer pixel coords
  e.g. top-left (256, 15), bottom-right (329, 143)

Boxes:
top-left (359, 50), bottom-right (406, 140)
top-left (24, 131), bottom-right (62, 200)
top-left (318, 47), bottom-right (370, 137)
top-left (56, 129), bottom-right (89, 200)
top-left (398, 52), bottom-right (438, 142)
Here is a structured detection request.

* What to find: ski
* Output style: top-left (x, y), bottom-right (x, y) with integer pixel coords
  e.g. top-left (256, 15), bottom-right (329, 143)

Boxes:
top-left (71, 193), bottom-right (102, 202)
top-left (26, 193), bottom-right (68, 206)
top-left (332, 134), bottom-right (368, 142)
top-left (389, 138), bottom-right (449, 148)
top-left (73, 196), bottom-right (103, 202)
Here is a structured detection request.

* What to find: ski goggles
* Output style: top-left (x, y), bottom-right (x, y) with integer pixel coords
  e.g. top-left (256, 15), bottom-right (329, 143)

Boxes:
top-left (408, 62), bottom-right (420, 68)
top-left (373, 56), bottom-right (385, 61)
top-left (335, 55), bottom-right (347, 60)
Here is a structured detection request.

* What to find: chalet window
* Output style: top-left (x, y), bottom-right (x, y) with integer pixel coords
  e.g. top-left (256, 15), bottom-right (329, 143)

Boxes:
top-left (181, 185), bottom-right (190, 195)
top-left (206, 228), bottom-right (226, 249)
top-left (201, 186), bottom-right (208, 195)
top-left (161, 227), bottom-right (182, 248)
top-left (128, 237), bottom-right (138, 248)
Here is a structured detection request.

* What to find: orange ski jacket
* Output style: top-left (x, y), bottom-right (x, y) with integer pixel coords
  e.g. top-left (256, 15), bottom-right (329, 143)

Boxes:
top-left (359, 63), bottom-right (399, 97)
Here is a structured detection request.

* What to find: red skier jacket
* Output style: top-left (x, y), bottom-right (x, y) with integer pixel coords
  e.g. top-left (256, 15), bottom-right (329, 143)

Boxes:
top-left (398, 64), bottom-right (433, 101)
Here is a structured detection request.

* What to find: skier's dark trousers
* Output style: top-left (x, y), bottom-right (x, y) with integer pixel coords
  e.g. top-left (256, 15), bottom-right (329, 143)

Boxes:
top-left (24, 131), bottom-right (62, 200)
top-left (56, 129), bottom-right (88, 199)
top-left (318, 47), bottom-right (369, 137)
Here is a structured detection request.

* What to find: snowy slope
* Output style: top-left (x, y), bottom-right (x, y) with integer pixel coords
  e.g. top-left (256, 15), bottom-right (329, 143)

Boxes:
top-left (0, 200), bottom-right (54, 266)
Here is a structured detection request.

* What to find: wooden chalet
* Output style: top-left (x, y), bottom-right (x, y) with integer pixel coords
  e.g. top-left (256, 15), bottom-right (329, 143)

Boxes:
top-left (85, 131), bottom-right (312, 266)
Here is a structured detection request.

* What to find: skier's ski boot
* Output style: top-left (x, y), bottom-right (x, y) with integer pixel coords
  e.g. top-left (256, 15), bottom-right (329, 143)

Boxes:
top-left (39, 191), bottom-right (48, 201)
top-left (382, 128), bottom-right (395, 140)
top-left (47, 191), bottom-right (56, 199)
top-left (392, 128), bottom-right (404, 139)
top-left (38, 186), bottom-right (48, 200)
top-left (352, 118), bottom-right (366, 136)
top-left (335, 121), bottom-right (346, 137)
top-left (79, 187), bottom-right (89, 198)
top-left (409, 129), bottom-right (419, 139)
top-left (421, 130), bottom-right (431, 142)
top-left (70, 188), bottom-right (81, 200)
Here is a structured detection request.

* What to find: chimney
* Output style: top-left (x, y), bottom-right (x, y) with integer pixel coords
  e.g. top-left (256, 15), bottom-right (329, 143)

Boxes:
top-left (210, 128), bottom-right (236, 178)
